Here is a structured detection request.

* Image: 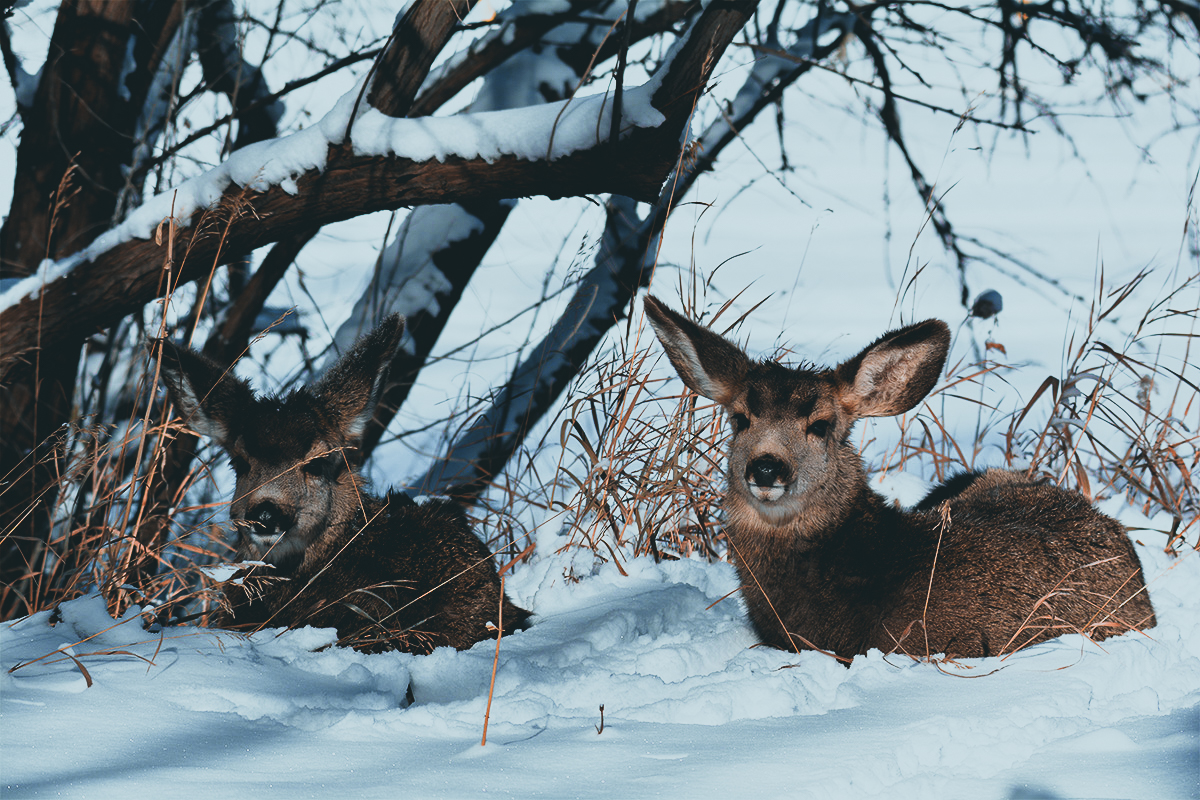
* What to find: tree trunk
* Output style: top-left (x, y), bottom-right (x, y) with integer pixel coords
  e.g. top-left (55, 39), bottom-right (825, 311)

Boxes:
top-left (0, 0), bottom-right (186, 618)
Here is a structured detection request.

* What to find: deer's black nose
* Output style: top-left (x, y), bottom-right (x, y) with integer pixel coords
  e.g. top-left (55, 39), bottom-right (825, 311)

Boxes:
top-left (746, 456), bottom-right (790, 487)
top-left (245, 502), bottom-right (295, 539)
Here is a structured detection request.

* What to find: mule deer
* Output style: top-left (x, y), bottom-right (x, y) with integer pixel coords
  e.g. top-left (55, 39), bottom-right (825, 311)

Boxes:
top-left (154, 315), bottom-right (528, 653)
top-left (643, 295), bottom-right (1155, 660)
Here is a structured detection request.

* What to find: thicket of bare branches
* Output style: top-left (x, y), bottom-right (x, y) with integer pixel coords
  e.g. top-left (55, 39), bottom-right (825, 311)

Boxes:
top-left (0, 0), bottom-right (1196, 620)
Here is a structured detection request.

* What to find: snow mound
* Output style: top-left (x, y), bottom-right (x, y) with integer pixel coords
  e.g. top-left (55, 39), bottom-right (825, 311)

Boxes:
top-left (2, 513), bottom-right (1197, 799)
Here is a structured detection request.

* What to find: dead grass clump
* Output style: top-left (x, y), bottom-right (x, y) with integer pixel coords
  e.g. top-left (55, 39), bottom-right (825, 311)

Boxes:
top-left (0, 404), bottom-right (232, 626)
top-left (549, 312), bottom-right (730, 567)
top-left (870, 267), bottom-right (1199, 555)
top-left (1005, 269), bottom-right (1199, 551)
top-left (547, 259), bottom-right (1197, 578)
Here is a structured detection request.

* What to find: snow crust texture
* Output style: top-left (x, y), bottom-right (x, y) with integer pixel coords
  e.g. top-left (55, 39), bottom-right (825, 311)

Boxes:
top-left (2, 507), bottom-right (1197, 799)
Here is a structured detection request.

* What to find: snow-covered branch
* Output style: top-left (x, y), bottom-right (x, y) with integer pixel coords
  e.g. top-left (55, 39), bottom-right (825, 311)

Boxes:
top-left (1, 0), bottom-right (759, 380)
top-left (0, 103), bottom-right (663, 379)
top-left (411, 195), bottom-right (652, 496)
top-left (328, 0), bottom-right (701, 455)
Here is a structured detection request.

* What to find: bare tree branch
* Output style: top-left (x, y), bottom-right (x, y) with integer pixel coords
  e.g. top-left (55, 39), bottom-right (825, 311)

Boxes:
top-left (367, 0), bottom-right (478, 117)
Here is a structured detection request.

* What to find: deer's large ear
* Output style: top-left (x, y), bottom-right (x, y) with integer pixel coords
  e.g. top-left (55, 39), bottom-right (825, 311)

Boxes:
top-left (643, 295), bottom-right (749, 406)
top-left (153, 339), bottom-right (253, 446)
top-left (835, 319), bottom-right (949, 418)
top-left (312, 314), bottom-right (404, 441)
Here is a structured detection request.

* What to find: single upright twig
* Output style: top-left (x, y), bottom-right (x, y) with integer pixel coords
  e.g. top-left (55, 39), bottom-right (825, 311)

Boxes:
top-left (481, 575), bottom-right (505, 746)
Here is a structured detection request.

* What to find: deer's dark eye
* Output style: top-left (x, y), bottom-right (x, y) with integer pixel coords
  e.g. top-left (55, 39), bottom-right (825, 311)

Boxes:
top-left (730, 413), bottom-right (750, 433)
top-left (808, 419), bottom-right (831, 438)
top-left (303, 453), bottom-right (344, 480)
top-left (228, 455), bottom-right (250, 475)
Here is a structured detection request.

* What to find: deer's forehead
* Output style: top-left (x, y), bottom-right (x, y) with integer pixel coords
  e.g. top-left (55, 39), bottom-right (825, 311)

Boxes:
top-left (232, 394), bottom-right (332, 461)
top-left (742, 363), bottom-right (836, 416)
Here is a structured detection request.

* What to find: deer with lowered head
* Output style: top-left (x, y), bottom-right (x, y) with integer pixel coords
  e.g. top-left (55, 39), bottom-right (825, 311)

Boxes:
top-left (643, 295), bottom-right (1155, 661)
top-left (154, 315), bottom-right (528, 653)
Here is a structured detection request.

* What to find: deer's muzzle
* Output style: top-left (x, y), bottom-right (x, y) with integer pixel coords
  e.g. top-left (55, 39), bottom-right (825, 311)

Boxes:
top-left (745, 456), bottom-right (791, 502)
top-left (244, 501), bottom-right (296, 545)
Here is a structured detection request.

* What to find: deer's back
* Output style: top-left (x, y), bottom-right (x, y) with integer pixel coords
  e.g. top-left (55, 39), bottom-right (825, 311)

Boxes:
top-left (877, 470), bottom-right (1155, 658)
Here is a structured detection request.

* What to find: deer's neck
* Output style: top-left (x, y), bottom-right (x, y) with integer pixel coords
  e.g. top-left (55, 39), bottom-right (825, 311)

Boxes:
top-left (726, 475), bottom-right (905, 654)
top-left (729, 479), bottom-right (890, 556)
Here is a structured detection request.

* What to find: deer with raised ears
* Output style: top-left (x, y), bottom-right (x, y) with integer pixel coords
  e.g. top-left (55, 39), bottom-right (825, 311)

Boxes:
top-left (643, 295), bottom-right (1155, 661)
top-left (154, 314), bottom-right (529, 653)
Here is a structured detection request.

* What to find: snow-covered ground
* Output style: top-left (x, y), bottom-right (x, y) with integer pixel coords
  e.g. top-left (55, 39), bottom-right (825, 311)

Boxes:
top-left (3, 502), bottom-right (1197, 799)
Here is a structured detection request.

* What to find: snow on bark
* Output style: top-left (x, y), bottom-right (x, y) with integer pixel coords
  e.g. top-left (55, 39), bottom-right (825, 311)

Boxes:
top-left (0, 259), bottom-right (75, 316)
top-left (119, 11), bottom-right (201, 220)
top-left (411, 195), bottom-right (651, 495)
top-left (0, 71), bottom-right (666, 314)
top-left (13, 65), bottom-right (40, 110)
top-left (323, 204), bottom-right (487, 361)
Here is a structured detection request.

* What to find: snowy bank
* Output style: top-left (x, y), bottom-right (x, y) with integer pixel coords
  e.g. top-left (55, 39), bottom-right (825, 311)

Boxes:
top-left (2, 505), bottom-right (1197, 799)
